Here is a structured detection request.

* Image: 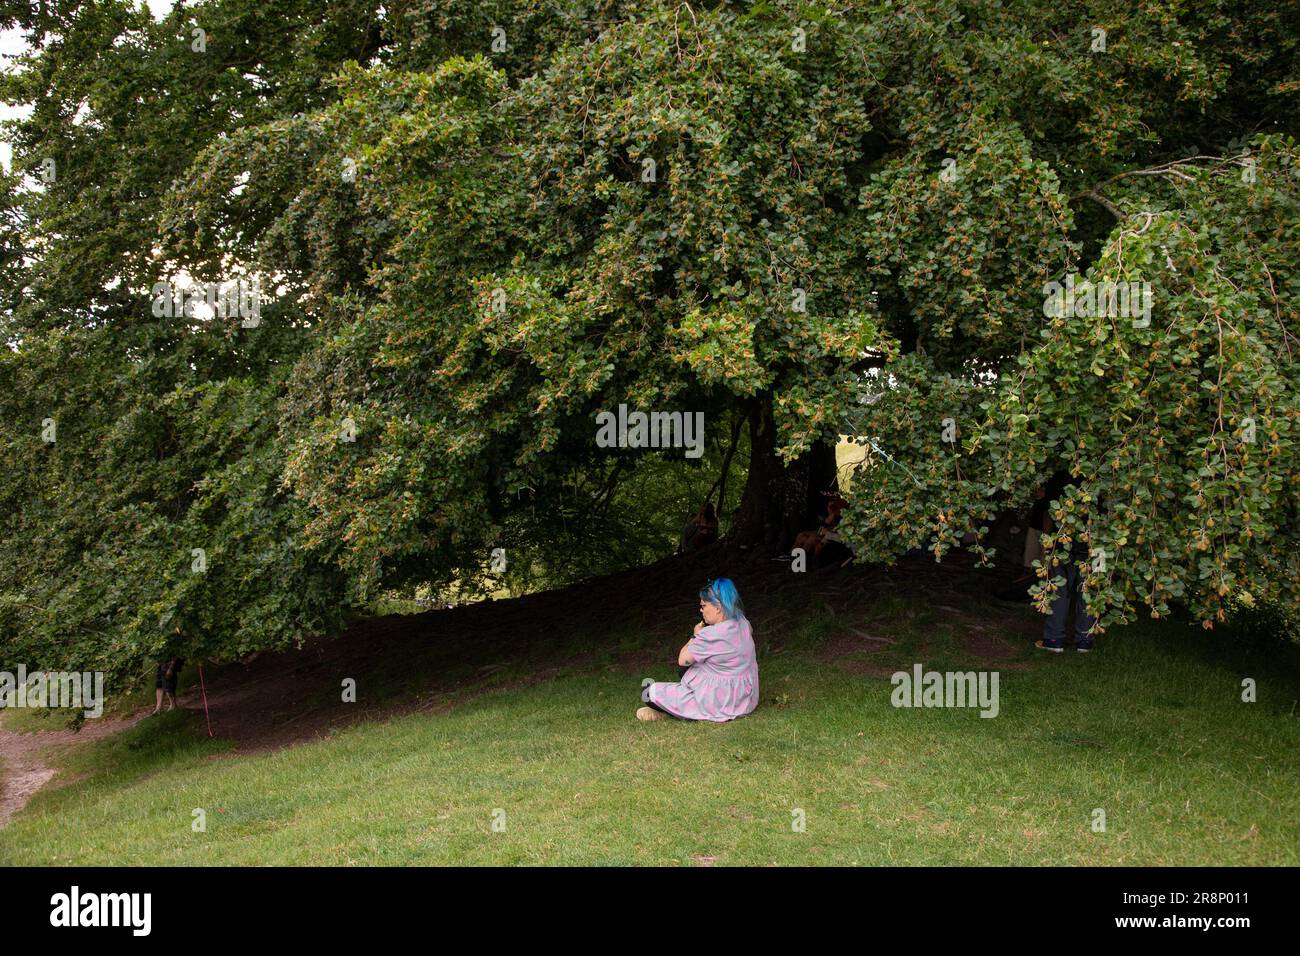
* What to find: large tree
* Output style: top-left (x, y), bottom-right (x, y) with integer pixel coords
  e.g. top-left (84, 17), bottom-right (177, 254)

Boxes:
top-left (2, 0), bottom-right (1297, 691)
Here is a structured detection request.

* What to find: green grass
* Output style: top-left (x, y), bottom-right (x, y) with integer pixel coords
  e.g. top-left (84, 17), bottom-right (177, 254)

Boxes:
top-left (1, 705), bottom-right (69, 734)
top-left (0, 676), bottom-right (157, 733)
top-left (2, 612), bottom-right (1298, 865)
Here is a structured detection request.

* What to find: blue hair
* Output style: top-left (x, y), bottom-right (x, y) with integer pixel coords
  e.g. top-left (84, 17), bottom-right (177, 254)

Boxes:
top-left (700, 578), bottom-right (745, 621)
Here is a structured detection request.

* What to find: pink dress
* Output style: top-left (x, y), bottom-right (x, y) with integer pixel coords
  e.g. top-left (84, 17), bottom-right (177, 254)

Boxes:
top-left (647, 617), bottom-right (759, 721)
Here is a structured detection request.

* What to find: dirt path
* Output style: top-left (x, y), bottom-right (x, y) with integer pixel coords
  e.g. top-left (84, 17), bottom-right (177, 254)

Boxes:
top-left (0, 716), bottom-right (143, 827)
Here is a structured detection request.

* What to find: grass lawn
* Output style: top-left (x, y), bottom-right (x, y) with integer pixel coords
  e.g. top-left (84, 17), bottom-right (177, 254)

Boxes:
top-left (2, 582), bottom-right (1297, 866)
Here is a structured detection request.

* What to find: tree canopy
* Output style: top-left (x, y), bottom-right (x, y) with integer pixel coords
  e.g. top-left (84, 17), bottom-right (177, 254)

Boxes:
top-left (2, 0), bottom-right (1297, 690)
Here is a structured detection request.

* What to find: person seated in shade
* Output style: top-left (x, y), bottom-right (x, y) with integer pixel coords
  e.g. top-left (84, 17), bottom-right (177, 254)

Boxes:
top-left (637, 578), bottom-right (759, 722)
top-left (790, 494), bottom-right (849, 566)
top-left (679, 501), bottom-right (720, 553)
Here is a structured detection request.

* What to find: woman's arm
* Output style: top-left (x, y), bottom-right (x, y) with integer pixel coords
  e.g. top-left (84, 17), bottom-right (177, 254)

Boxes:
top-left (680, 621), bottom-right (707, 666)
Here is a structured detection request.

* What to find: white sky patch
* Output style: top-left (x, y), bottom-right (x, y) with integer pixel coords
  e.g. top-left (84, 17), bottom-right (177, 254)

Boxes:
top-left (861, 364), bottom-right (898, 402)
top-left (144, 0), bottom-right (177, 21)
top-left (1, 26), bottom-right (30, 175)
top-left (0, 24), bottom-right (26, 60)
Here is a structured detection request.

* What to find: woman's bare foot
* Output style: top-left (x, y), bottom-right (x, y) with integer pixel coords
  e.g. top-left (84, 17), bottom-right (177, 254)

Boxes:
top-left (636, 706), bottom-right (665, 721)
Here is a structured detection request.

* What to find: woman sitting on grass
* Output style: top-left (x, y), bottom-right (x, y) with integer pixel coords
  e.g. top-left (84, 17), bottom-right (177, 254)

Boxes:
top-left (637, 578), bottom-right (759, 722)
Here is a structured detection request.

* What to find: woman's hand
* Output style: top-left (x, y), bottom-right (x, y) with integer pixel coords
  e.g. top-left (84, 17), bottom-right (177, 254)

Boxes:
top-left (693, 621), bottom-right (704, 635)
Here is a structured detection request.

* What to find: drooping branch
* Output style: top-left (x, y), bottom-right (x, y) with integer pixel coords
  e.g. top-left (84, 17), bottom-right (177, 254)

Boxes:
top-left (1071, 153), bottom-right (1252, 220)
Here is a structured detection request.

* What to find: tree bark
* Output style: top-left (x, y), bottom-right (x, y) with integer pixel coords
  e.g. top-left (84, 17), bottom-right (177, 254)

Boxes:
top-left (733, 402), bottom-right (783, 546)
top-left (714, 412), bottom-right (743, 522)
top-left (804, 437), bottom-right (840, 522)
top-left (732, 402), bottom-right (840, 548)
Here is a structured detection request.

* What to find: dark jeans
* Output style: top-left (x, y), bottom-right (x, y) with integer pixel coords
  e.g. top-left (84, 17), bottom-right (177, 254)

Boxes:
top-left (1043, 556), bottom-right (1096, 648)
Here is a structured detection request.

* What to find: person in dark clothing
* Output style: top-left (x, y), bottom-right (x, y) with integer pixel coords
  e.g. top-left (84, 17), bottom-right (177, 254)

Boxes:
top-left (154, 657), bottom-right (185, 714)
top-left (679, 501), bottom-right (720, 553)
top-left (994, 478), bottom-right (1054, 602)
top-left (1034, 470), bottom-right (1097, 653)
top-left (791, 495), bottom-right (851, 567)
top-left (1029, 471), bottom-right (1073, 541)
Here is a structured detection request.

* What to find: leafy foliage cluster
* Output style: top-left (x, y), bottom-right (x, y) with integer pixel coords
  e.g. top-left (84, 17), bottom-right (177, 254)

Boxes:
top-left (1, 0), bottom-right (1296, 687)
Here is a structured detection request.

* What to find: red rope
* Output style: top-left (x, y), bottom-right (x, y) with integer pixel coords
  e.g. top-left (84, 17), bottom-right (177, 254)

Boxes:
top-left (197, 663), bottom-right (214, 738)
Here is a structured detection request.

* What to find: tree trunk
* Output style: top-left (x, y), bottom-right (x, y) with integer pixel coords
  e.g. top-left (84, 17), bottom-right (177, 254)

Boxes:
top-left (732, 402), bottom-right (840, 548)
top-left (733, 403), bottom-right (783, 546)
top-left (805, 438), bottom-right (840, 518)
top-left (714, 412), bottom-right (743, 521)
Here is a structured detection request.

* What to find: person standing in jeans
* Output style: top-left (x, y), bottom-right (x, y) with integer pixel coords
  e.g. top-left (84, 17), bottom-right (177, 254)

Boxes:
top-left (1034, 470), bottom-right (1097, 653)
top-left (153, 656), bottom-right (185, 713)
